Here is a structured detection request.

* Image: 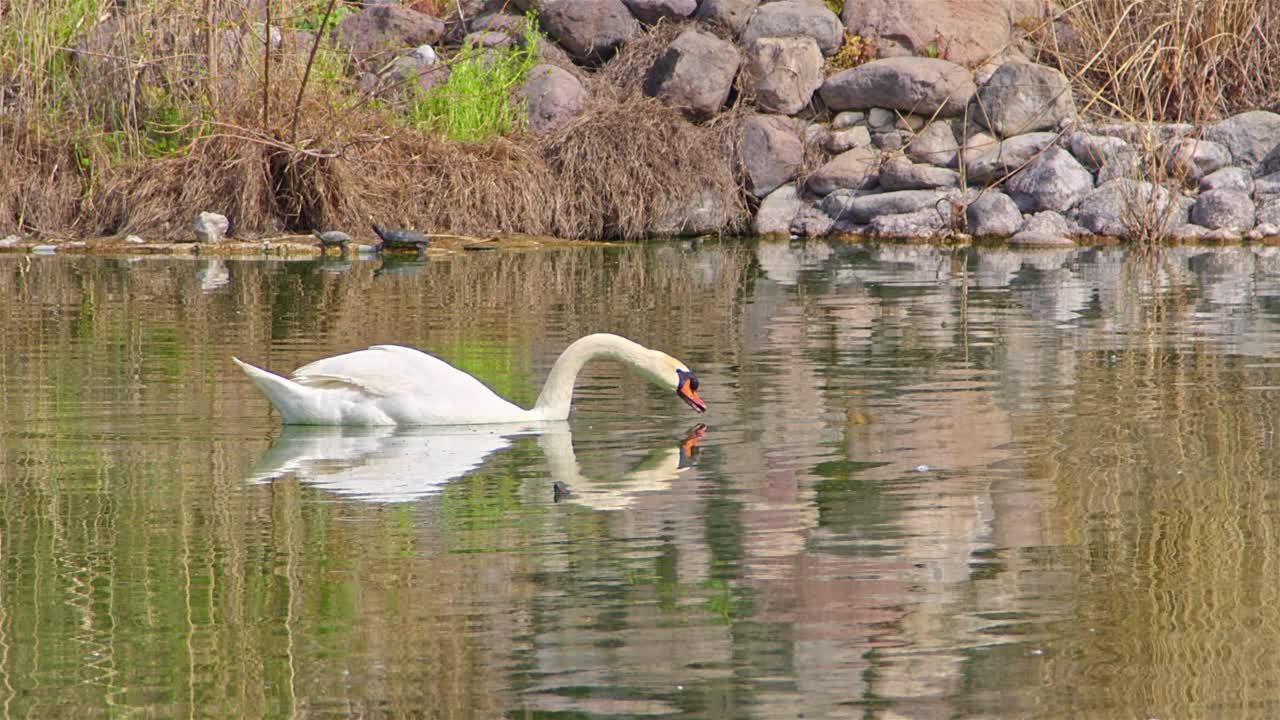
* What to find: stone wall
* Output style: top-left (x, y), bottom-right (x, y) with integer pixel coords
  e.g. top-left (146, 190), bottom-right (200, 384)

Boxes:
top-left (275, 1), bottom-right (1280, 243)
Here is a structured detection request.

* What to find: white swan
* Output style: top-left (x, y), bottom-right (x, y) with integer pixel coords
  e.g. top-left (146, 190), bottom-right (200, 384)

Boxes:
top-left (232, 333), bottom-right (707, 426)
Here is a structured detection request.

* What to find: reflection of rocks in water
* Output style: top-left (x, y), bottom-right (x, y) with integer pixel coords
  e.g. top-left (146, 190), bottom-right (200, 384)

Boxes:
top-left (1188, 248), bottom-right (1255, 307)
top-left (197, 258), bottom-right (230, 292)
top-left (975, 248), bottom-right (1021, 288)
top-left (754, 239), bottom-right (833, 286)
top-left (865, 244), bottom-right (950, 285)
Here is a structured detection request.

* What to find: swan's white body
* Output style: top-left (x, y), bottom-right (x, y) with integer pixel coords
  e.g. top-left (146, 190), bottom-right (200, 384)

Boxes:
top-left (233, 333), bottom-right (705, 426)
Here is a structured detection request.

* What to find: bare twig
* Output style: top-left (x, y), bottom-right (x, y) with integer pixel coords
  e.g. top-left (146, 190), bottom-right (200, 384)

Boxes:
top-left (291, 0), bottom-right (340, 143)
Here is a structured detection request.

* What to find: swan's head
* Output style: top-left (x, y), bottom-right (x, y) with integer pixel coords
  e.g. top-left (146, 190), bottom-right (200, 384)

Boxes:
top-left (643, 352), bottom-right (707, 414)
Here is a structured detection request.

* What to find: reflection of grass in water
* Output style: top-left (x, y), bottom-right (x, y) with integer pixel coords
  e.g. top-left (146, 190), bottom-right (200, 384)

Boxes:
top-left (432, 338), bottom-right (529, 408)
top-left (1034, 333), bottom-right (1280, 717)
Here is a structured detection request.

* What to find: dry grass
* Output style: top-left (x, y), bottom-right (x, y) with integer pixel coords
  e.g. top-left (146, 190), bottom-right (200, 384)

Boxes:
top-left (0, 2), bottom-right (746, 241)
top-left (1028, 0), bottom-right (1280, 123)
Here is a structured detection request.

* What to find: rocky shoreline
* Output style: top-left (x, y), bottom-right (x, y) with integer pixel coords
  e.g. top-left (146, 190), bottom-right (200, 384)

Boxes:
top-left (516, 0), bottom-right (1280, 245)
top-left (14, 0), bottom-right (1280, 250)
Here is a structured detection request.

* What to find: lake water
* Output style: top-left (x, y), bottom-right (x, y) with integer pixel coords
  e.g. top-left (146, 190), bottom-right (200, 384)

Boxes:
top-left (4, 241), bottom-right (1280, 718)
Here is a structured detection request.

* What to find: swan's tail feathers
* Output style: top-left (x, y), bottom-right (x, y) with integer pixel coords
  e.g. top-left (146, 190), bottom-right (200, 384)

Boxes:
top-left (233, 357), bottom-right (313, 424)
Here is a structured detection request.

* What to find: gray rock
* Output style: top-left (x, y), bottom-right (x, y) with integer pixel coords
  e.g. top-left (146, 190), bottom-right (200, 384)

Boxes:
top-left (974, 62), bottom-right (1076, 137)
top-left (820, 57), bottom-right (976, 117)
top-left (694, 0), bottom-right (760, 35)
top-left (521, 64), bottom-right (587, 133)
top-left (906, 121), bottom-right (959, 167)
top-left (540, 0), bottom-right (639, 65)
top-left (1068, 131), bottom-right (1133, 172)
top-left (1191, 189), bottom-right (1256, 231)
top-left (1257, 143), bottom-right (1280, 176)
top-left (1076, 179), bottom-right (1185, 237)
top-left (824, 125), bottom-right (872, 153)
top-left (741, 1), bottom-right (843, 56)
top-left (622, 0), bottom-right (696, 24)
top-left (1255, 171), bottom-right (1280, 196)
top-left (867, 107), bottom-right (895, 130)
top-left (843, 0), bottom-right (1042, 68)
top-left (644, 29), bottom-right (740, 120)
top-left (336, 5), bottom-right (445, 62)
top-left (804, 122), bottom-right (831, 149)
top-left (1257, 197), bottom-right (1280, 226)
top-left (832, 111), bottom-right (865, 129)
top-left (790, 205), bottom-right (835, 236)
top-left (193, 212), bottom-right (229, 243)
top-left (1008, 229), bottom-right (1076, 247)
top-left (868, 207), bottom-right (949, 238)
top-left (828, 189), bottom-right (953, 224)
top-left (965, 191), bottom-right (1023, 236)
top-left (963, 132), bottom-right (1059, 185)
top-left (744, 37), bottom-right (824, 115)
top-left (463, 31), bottom-right (514, 49)
top-left (375, 52), bottom-right (448, 98)
top-left (753, 185), bottom-right (805, 235)
top-left (879, 156), bottom-right (961, 190)
top-left (740, 114), bottom-right (804, 198)
top-left (1165, 224), bottom-right (1213, 242)
top-left (650, 188), bottom-right (731, 235)
top-left (1004, 146), bottom-right (1093, 213)
top-left (872, 131), bottom-right (904, 151)
top-left (1199, 166), bottom-right (1254, 194)
top-left (1203, 110), bottom-right (1280, 167)
top-left (1167, 138), bottom-right (1231, 181)
top-left (805, 146), bottom-right (881, 195)
top-left (1008, 210), bottom-right (1081, 246)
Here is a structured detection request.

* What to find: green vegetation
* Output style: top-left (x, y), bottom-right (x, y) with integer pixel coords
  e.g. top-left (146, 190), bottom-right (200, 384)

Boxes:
top-left (291, 0), bottom-right (353, 34)
top-left (406, 15), bottom-right (542, 142)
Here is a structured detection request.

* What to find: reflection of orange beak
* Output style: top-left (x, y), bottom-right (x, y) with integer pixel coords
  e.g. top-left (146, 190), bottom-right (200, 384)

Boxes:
top-left (677, 378), bottom-right (707, 413)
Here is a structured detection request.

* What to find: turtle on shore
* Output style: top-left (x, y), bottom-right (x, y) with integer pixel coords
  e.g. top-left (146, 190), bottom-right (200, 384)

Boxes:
top-left (371, 223), bottom-right (431, 257)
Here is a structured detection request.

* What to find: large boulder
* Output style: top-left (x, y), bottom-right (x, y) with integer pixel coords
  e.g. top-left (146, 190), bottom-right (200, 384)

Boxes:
top-left (868, 207), bottom-right (950, 238)
top-left (754, 185), bottom-right (806, 235)
top-left (740, 115), bottom-right (805, 198)
top-left (820, 57), bottom-right (976, 117)
top-left (521, 64), bottom-right (587, 132)
top-left (1167, 138), bottom-right (1231, 181)
top-left (843, 0), bottom-right (1043, 68)
top-left (965, 190), bottom-right (1023, 236)
top-left (1204, 111), bottom-right (1280, 167)
top-left (805, 146), bottom-right (881, 195)
top-left (539, 0), bottom-right (639, 66)
top-left (824, 189), bottom-right (953, 224)
top-left (643, 29), bottom-right (740, 121)
top-left (622, 0), bottom-right (696, 24)
top-left (1199, 166), bottom-right (1253, 194)
top-left (1068, 131), bottom-right (1134, 172)
top-left (743, 37), bottom-right (824, 115)
top-left (879, 156), bottom-right (960, 190)
top-left (906, 121), bottom-right (960, 167)
top-left (741, 1), bottom-right (843, 56)
top-left (973, 62), bottom-right (1076, 137)
top-left (335, 5), bottom-right (445, 62)
top-left (1191, 189), bottom-right (1256, 231)
top-left (963, 132), bottom-right (1058, 185)
top-left (1076, 179), bottom-right (1186, 237)
top-left (1003, 146), bottom-right (1093, 213)
top-left (694, 0), bottom-right (760, 35)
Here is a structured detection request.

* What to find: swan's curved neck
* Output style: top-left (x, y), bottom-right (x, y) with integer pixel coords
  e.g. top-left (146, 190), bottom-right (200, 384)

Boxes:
top-left (533, 334), bottom-right (655, 420)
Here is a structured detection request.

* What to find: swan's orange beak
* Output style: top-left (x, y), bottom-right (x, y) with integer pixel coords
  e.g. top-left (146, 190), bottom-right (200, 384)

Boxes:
top-left (677, 375), bottom-right (706, 414)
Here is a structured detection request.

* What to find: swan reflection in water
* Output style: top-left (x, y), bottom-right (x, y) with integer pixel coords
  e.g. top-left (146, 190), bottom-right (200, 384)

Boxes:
top-left (246, 422), bottom-right (707, 508)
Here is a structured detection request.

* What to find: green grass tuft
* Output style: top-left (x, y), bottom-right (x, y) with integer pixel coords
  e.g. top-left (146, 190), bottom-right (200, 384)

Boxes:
top-left (405, 14), bottom-right (542, 143)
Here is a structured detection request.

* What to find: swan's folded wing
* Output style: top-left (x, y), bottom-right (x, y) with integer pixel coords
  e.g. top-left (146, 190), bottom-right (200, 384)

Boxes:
top-left (290, 345), bottom-right (523, 420)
